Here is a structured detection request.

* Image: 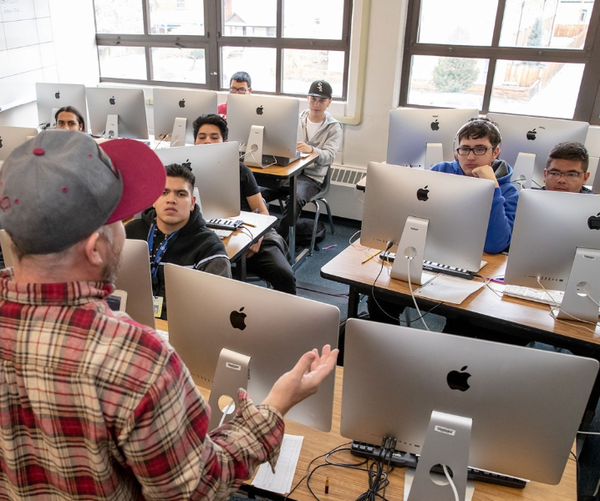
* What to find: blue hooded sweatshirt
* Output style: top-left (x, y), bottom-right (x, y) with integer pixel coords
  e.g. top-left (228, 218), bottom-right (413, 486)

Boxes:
top-left (430, 159), bottom-right (518, 254)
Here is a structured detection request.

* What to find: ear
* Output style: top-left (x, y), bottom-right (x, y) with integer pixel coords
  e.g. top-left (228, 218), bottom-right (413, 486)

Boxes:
top-left (83, 231), bottom-right (104, 267)
top-left (584, 172), bottom-right (591, 183)
top-left (492, 146), bottom-right (500, 160)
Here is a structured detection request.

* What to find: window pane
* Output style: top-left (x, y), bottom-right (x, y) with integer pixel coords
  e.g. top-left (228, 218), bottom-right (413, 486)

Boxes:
top-left (98, 46), bottom-right (147, 79)
top-left (94, 0), bottom-right (143, 34)
top-left (222, 0), bottom-right (277, 38)
top-left (407, 55), bottom-right (488, 109)
top-left (150, 0), bottom-right (205, 35)
top-left (282, 49), bottom-right (344, 97)
top-left (283, 0), bottom-right (344, 39)
top-left (221, 47), bottom-right (276, 92)
top-left (500, 0), bottom-right (593, 49)
top-left (489, 60), bottom-right (584, 118)
top-left (151, 48), bottom-right (206, 83)
top-left (418, 0), bottom-right (498, 46)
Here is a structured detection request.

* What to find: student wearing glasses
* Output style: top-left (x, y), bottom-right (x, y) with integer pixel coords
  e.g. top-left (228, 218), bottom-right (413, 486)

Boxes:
top-left (542, 141), bottom-right (594, 193)
top-left (430, 117), bottom-right (518, 254)
top-left (218, 71), bottom-right (252, 119)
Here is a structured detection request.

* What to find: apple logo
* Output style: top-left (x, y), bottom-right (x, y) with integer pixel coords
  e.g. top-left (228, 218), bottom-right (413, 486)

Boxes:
top-left (256, 105), bottom-right (264, 116)
top-left (230, 307), bottom-right (247, 330)
top-left (430, 119), bottom-right (440, 131)
top-left (416, 185), bottom-right (429, 201)
top-left (54, 91), bottom-right (60, 99)
top-left (526, 128), bottom-right (537, 140)
top-left (179, 98), bottom-right (185, 108)
top-left (182, 159), bottom-right (192, 170)
top-left (588, 213), bottom-right (600, 230)
top-left (109, 96), bottom-right (116, 105)
top-left (447, 366), bottom-right (471, 391)
top-left (0, 137), bottom-right (3, 148)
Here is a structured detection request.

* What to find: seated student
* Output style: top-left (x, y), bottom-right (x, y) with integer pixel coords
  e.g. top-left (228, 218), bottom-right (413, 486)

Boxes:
top-left (192, 113), bottom-right (297, 295)
top-left (430, 117), bottom-right (518, 254)
top-left (542, 141), bottom-right (593, 193)
top-left (263, 80), bottom-right (342, 243)
top-left (218, 71), bottom-right (252, 119)
top-left (55, 105), bottom-right (85, 131)
top-left (126, 163), bottom-right (231, 318)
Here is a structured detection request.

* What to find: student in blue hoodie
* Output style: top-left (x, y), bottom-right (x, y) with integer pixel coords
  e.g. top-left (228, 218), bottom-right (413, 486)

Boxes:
top-left (430, 117), bottom-right (518, 254)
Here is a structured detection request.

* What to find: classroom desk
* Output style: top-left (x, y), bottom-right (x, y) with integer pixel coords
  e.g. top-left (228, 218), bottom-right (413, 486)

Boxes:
top-left (221, 210), bottom-right (277, 280)
top-left (154, 318), bottom-right (577, 500)
top-left (249, 153), bottom-right (318, 266)
top-left (321, 244), bottom-right (600, 429)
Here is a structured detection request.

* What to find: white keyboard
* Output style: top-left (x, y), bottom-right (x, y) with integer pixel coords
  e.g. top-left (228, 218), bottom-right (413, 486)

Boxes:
top-left (503, 285), bottom-right (564, 306)
top-left (156, 329), bottom-right (169, 342)
top-left (210, 228), bottom-right (233, 239)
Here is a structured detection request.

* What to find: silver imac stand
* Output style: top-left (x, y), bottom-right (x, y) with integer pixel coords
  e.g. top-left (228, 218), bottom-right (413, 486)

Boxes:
top-left (170, 117), bottom-right (187, 147)
top-left (555, 247), bottom-right (600, 324)
top-left (425, 142), bottom-right (443, 169)
top-left (407, 410), bottom-right (472, 501)
top-left (512, 152), bottom-right (536, 191)
top-left (207, 348), bottom-right (251, 431)
top-left (243, 125), bottom-right (265, 168)
top-left (104, 114), bottom-right (119, 139)
top-left (390, 216), bottom-right (429, 286)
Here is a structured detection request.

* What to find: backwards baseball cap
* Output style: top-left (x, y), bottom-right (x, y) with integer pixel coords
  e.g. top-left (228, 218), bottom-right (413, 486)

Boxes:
top-left (307, 80), bottom-right (333, 99)
top-left (0, 130), bottom-right (166, 255)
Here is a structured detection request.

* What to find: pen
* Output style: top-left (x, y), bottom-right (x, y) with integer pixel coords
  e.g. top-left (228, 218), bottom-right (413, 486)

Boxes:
top-left (361, 249), bottom-right (381, 265)
top-left (242, 221), bottom-right (257, 227)
top-left (325, 477), bottom-right (329, 494)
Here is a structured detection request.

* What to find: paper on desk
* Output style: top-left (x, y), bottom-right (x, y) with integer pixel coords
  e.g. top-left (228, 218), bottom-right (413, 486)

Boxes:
top-left (413, 274), bottom-right (485, 304)
top-left (252, 434), bottom-right (303, 495)
top-left (404, 468), bottom-right (474, 501)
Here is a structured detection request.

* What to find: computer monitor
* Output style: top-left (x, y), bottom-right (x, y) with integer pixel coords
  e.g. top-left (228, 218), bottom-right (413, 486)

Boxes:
top-left (154, 142), bottom-right (240, 220)
top-left (505, 189), bottom-right (600, 324)
top-left (342, 318), bottom-right (598, 496)
top-left (35, 82), bottom-right (88, 131)
top-left (152, 88), bottom-right (218, 146)
top-left (114, 239), bottom-right (156, 330)
top-left (0, 126), bottom-right (38, 162)
top-left (360, 161), bottom-right (495, 283)
top-left (386, 108), bottom-right (479, 168)
top-left (487, 113), bottom-right (589, 189)
top-left (163, 264), bottom-right (339, 431)
top-left (86, 87), bottom-right (149, 140)
top-left (227, 93), bottom-right (299, 167)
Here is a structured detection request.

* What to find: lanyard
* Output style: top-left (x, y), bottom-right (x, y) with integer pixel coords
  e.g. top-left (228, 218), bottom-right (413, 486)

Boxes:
top-left (147, 224), bottom-right (179, 279)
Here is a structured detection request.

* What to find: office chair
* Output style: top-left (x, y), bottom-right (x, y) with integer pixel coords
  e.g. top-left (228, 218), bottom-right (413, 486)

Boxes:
top-left (305, 169), bottom-right (335, 256)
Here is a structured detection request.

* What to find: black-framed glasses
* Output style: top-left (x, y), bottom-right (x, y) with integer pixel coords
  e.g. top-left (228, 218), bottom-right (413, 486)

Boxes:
top-left (456, 146), bottom-right (493, 156)
top-left (230, 87), bottom-right (249, 94)
top-left (546, 170), bottom-right (583, 180)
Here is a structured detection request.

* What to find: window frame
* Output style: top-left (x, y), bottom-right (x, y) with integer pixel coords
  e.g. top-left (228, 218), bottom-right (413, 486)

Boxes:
top-left (93, 0), bottom-right (354, 101)
top-left (400, 0), bottom-right (600, 124)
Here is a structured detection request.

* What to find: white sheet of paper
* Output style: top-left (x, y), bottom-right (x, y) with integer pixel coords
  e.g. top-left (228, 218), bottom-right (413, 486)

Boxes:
top-left (403, 468), bottom-right (475, 501)
top-left (414, 274), bottom-right (485, 304)
top-left (252, 434), bottom-right (304, 495)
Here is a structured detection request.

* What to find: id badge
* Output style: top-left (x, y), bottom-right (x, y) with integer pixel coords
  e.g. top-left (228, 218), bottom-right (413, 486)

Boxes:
top-left (153, 296), bottom-right (164, 318)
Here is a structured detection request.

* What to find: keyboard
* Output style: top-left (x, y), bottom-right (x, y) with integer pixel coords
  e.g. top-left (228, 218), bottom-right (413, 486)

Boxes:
top-left (350, 441), bottom-right (527, 489)
top-left (503, 285), bottom-right (563, 306)
top-left (379, 251), bottom-right (476, 280)
top-left (206, 218), bottom-right (243, 230)
top-left (210, 228), bottom-right (234, 239)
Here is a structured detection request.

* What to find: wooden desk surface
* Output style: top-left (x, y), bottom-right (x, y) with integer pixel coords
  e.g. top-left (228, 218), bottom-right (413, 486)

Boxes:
top-left (220, 211), bottom-right (276, 261)
top-left (321, 244), bottom-right (600, 347)
top-left (248, 153), bottom-right (318, 179)
top-left (148, 325), bottom-right (576, 501)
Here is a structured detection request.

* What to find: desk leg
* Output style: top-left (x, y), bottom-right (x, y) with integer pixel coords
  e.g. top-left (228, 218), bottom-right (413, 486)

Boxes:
top-left (347, 286), bottom-right (360, 318)
top-left (289, 174), bottom-right (297, 264)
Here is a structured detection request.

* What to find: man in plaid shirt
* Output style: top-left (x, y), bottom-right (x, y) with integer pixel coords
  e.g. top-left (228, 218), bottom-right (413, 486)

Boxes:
top-left (0, 131), bottom-right (338, 500)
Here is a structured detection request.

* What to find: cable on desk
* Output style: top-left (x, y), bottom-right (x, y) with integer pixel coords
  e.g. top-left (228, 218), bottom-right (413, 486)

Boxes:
top-left (406, 257), bottom-right (430, 331)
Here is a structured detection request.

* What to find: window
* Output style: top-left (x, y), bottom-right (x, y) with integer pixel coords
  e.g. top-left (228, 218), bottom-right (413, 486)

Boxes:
top-left (93, 0), bottom-right (352, 99)
top-left (401, 0), bottom-right (600, 123)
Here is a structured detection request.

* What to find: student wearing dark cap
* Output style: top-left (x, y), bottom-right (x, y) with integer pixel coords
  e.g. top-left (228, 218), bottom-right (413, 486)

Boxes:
top-left (0, 130), bottom-right (337, 500)
top-left (264, 80), bottom-right (342, 242)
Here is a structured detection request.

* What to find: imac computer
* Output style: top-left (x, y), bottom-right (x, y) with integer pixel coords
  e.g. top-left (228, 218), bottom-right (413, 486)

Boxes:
top-left (227, 93), bottom-right (299, 168)
top-left (360, 161), bottom-right (495, 284)
top-left (86, 87), bottom-right (149, 140)
top-left (342, 318), bottom-right (598, 500)
top-left (386, 108), bottom-right (479, 169)
top-left (35, 82), bottom-right (88, 131)
top-left (155, 142), bottom-right (240, 220)
top-left (152, 88), bottom-right (218, 147)
top-left (164, 264), bottom-right (339, 431)
top-left (505, 189), bottom-right (600, 324)
top-left (0, 126), bottom-right (38, 162)
top-left (487, 113), bottom-right (589, 189)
